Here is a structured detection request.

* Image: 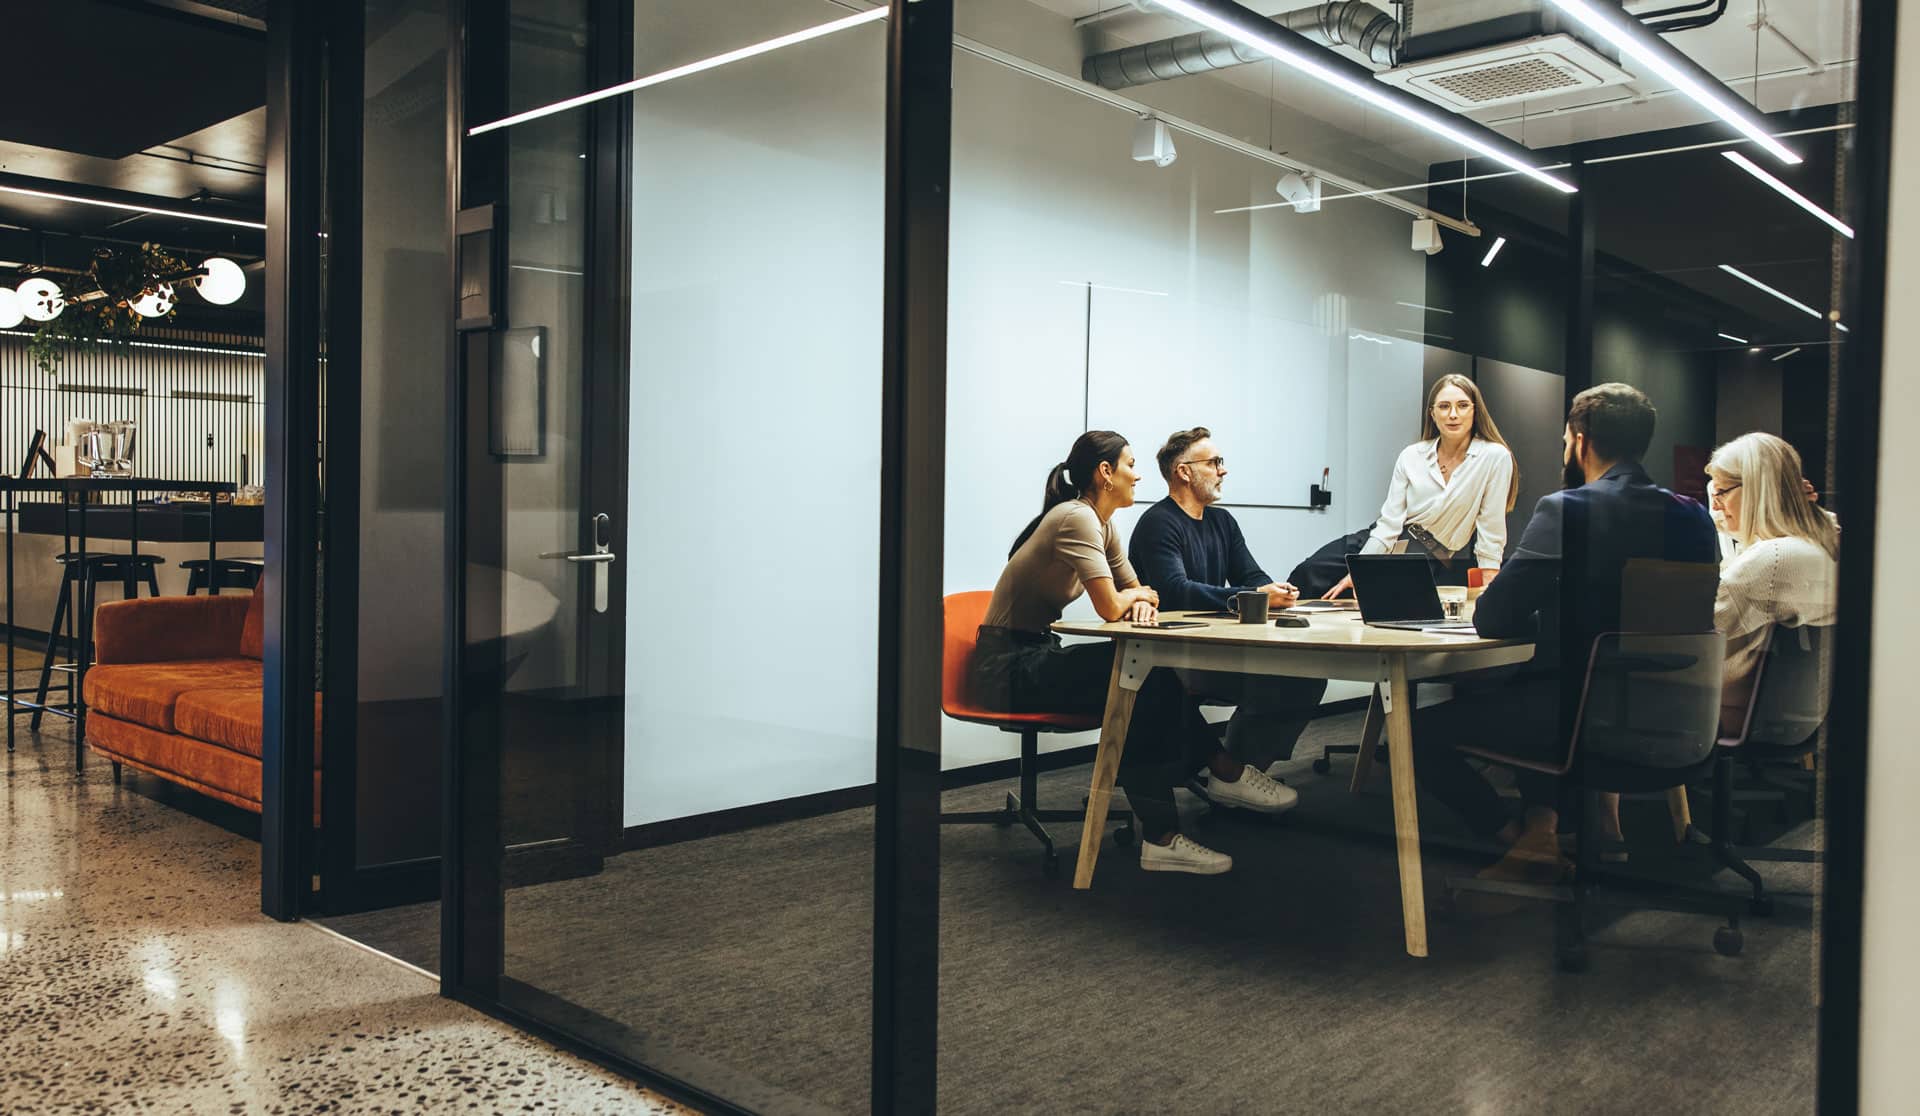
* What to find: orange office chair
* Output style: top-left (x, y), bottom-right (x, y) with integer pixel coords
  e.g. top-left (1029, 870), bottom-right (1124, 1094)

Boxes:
top-left (939, 591), bottom-right (1133, 878)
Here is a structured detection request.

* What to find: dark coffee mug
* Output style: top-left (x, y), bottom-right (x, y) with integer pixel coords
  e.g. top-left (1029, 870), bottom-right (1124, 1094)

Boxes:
top-left (1231, 590), bottom-right (1269, 623)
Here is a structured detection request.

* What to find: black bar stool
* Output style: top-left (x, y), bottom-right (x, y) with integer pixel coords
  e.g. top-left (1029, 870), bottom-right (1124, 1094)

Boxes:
top-left (180, 556), bottom-right (264, 595)
top-left (30, 553), bottom-right (164, 730)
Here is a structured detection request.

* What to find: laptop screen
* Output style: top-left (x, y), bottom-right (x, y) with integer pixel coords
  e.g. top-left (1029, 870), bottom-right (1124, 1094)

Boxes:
top-left (1344, 554), bottom-right (1445, 623)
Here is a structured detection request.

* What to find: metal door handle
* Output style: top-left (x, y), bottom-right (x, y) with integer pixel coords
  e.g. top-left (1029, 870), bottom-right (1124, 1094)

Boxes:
top-left (539, 550), bottom-right (617, 563)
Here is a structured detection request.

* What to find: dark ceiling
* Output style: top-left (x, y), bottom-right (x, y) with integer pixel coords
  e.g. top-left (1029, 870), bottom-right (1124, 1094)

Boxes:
top-left (4, 2), bottom-right (265, 161)
top-left (1430, 105), bottom-right (1853, 356)
top-left (0, 0), bottom-right (266, 330)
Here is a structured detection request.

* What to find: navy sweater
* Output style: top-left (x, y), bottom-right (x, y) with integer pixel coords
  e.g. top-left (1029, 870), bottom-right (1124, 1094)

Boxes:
top-left (1128, 497), bottom-right (1273, 612)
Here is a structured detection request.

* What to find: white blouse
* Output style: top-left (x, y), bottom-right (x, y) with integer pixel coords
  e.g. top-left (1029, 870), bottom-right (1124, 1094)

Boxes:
top-left (1716, 534), bottom-right (1837, 725)
top-left (1361, 437), bottom-right (1514, 569)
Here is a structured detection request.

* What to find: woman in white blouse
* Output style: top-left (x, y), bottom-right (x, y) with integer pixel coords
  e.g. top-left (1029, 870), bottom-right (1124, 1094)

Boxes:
top-left (1323, 374), bottom-right (1518, 599)
top-left (1706, 432), bottom-right (1838, 732)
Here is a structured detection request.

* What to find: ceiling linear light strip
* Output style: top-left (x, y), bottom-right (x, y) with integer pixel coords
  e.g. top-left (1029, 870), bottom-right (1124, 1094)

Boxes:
top-left (0, 185), bottom-right (267, 231)
top-left (1151, 0), bottom-right (1576, 195)
top-left (1543, 0), bottom-right (1800, 165)
top-left (1772, 346), bottom-right (1803, 361)
top-left (1717, 332), bottom-right (1748, 343)
top-left (1479, 237), bottom-right (1507, 267)
top-left (1717, 264), bottom-right (1823, 319)
top-left (1396, 301), bottom-right (1454, 315)
top-left (467, 7), bottom-right (888, 136)
top-left (1722, 151), bottom-right (1854, 238)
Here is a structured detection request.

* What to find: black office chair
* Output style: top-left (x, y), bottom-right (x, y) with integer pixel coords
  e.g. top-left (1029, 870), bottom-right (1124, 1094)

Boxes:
top-left (1690, 623), bottom-right (1831, 911)
top-left (1446, 630), bottom-right (1742, 971)
top-left (180, 556), bottom-right (264, 595)
top-left (29, 552), bottom-right (163, 730)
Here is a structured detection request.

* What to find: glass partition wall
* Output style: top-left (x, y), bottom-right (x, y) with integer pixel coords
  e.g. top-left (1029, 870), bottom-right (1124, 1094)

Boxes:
top-left (434, 0), bottom-right (1880, 1111)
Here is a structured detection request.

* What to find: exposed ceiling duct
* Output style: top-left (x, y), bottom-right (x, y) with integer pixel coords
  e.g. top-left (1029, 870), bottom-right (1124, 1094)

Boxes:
top-left (1082, 1), bottom-right (1401, 89)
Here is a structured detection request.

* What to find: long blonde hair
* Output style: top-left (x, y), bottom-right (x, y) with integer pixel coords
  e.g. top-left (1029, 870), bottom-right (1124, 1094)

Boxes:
top-left (1707, 432), bottom-right (1839, 559)
top-left (1420, 373), bottom-right (1518, 513)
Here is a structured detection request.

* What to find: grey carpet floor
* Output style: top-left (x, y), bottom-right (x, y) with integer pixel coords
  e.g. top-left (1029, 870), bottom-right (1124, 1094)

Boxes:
top-left (322, 711), bottom-right (1819, 1115)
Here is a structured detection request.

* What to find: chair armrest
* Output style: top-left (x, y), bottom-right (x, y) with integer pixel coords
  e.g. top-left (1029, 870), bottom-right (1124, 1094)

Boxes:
top-left (94, 595), bottom-right (251, 664)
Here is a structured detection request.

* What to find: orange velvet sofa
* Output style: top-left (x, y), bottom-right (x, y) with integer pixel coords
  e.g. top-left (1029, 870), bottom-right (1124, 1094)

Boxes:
top-left (84, 585), bottom-right (318, 815)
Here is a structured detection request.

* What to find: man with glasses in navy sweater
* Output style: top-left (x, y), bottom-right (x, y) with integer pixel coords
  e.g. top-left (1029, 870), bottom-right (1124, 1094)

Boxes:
top-left (1130, 428), bottom-right (1329, 809)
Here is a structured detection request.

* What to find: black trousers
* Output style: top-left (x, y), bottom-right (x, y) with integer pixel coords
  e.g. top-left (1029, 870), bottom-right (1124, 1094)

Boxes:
top-left (971, 627), bottom-right (1218, 839)
top-left (1288, 524), bottom-right (1479, 598)
top-left (1410, 672), bottom-right (1569, 838)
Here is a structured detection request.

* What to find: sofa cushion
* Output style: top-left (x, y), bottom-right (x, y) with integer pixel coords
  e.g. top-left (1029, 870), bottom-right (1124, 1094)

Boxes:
top-left (84, 658), bottom-right (260, 733)
top-left (173, 686), bottom-right (321, 760)
top-left (240, 584), bottom-right (265, 660)
top-left (93, 594), bottom-right (250, 665)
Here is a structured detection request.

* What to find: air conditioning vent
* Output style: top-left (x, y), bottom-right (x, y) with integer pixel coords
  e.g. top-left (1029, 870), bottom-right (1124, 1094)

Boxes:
top-left (1379, 34), bottom-right (1635, 110)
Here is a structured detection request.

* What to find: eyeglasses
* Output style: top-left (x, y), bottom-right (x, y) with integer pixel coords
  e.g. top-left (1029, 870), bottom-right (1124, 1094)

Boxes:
top-left (1432, 401), bottom-right (1475, 416)
top-left (1709, 482), bottom-right (1742, 504)
top-left (1181, 456), bottom-right (1225, 471)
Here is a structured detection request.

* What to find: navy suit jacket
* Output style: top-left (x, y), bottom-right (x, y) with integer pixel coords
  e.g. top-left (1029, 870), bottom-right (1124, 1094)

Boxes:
top-left (1473, 461), bottom-right (1719, 670)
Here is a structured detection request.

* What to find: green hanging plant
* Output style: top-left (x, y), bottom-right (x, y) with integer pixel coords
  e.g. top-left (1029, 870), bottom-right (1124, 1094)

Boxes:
top-left (28, 243), bottom-right (192, 374)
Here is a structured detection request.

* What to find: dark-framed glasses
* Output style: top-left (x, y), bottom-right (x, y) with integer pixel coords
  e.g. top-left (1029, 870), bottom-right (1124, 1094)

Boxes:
top-left (1183, 456), bottom-right (1225, 471)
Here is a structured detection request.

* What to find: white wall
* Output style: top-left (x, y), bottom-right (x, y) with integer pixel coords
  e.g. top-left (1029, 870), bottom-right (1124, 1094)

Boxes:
top-left (622, 1), bottom-right (1431, 821)
top-left (1857, 2), bottom-right (1920, 1101)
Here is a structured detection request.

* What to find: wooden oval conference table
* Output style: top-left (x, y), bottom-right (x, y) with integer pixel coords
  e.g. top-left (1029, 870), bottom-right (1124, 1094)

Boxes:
top-left (1052, 607), bottom-right (1534, 958)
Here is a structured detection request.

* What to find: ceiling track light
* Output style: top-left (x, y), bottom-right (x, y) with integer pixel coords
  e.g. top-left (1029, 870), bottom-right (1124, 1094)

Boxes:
top-left (1149, 0), bottom-right (1576, 194)
top-left (1716, 331), bottom-right (1748, 343)
top-left (1772, 347), bottom-right (1802, 361)
top-left (1479, 236), bottom-right (1507, 267)
top-left (1543, 0), bottom-right (1800, 165)
top-left (1722, 151), bottom-right (1853, 238)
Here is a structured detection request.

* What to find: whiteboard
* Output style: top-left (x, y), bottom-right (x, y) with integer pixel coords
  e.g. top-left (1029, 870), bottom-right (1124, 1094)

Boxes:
top-left (1085, 286), bottom-right (1333, 505)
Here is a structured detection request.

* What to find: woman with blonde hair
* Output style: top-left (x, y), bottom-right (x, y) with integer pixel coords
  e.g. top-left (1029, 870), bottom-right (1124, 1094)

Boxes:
top-left (1318, 373), bottom-right (1518, 598)
top-left (1706, 432), bottom-right (1839, 731)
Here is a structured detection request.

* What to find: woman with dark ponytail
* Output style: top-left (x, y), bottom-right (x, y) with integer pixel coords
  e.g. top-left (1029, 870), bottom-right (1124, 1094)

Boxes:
top-left (972, 431), bottom-right (1296, 876)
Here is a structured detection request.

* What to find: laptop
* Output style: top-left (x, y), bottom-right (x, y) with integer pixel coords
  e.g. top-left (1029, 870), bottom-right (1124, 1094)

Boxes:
top-left (1344, 554), bottom-right (1478, 633)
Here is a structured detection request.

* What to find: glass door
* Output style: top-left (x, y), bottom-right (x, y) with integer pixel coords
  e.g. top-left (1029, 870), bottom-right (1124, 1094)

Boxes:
top-left (445, 2), bottom-right (887, 1111)
top-left (446, 0), bottom-right (624, 995)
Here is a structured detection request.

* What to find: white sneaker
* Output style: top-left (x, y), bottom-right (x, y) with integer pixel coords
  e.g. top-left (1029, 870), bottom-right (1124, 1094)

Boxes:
top-left (1140, 833), bottom-right (1233, 875)
top-left (1205, 765), bottom-right (1300, 814)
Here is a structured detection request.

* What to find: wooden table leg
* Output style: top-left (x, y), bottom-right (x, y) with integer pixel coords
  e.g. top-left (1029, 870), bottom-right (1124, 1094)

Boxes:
top-left (1382, 656), bottom-right (1428, 957)
top-left (1073, 643), bottom-right (1140, 890)
top-left (1347, 684), bottom-right (1385, 793)
top-left (1665, 785), bottom-right (1693, 843)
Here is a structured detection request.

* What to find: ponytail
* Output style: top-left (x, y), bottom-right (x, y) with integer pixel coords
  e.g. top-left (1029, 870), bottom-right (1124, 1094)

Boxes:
top-left (1008, 432), bottom-right (1129, 557)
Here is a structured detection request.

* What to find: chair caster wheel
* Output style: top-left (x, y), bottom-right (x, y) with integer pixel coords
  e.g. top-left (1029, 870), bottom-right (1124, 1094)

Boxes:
top-left (1749, 896), bottom-right (1774, 918)
top-left (1312, 757), bottom-right (1332, 775)
top-left (1111, 825), bottom-right (1134, 848)
top-left (1714, 927), bottom-right (1744, 956)
top-left (1042, 853), bottom-right (1061, 879)
top-left (1556, 946), bottom-right (1589, 973)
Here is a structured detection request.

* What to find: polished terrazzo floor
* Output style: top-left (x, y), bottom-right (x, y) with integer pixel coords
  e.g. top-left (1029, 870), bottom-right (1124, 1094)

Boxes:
top-left (0, 721), bottom-right (695, 1115)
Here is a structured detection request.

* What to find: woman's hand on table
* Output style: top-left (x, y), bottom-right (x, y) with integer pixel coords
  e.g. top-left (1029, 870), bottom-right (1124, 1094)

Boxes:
top-left (1264, 582), bottom-right (1300, 609)
top-left (1321, 574), bottom-right (1354, 600)
top-left (1125, 597), bottom-right (1158, 624)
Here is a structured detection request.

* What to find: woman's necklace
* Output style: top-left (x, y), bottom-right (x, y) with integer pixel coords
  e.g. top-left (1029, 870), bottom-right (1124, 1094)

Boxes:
top-left (1437, 440), bottom-right (1466, 482)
